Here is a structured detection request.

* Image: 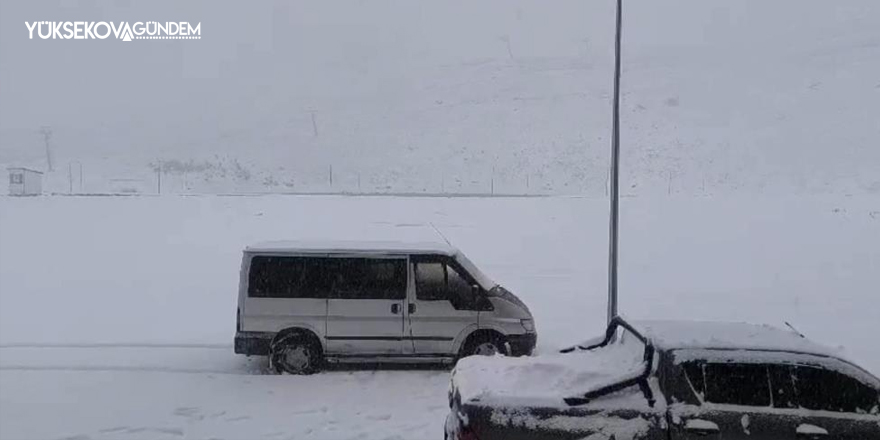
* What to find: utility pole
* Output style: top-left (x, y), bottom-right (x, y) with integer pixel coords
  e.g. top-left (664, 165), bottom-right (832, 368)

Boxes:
top-left (607, 0), bottom-right (624, 325)
top-left (39, 127), bottom-right (53, 171)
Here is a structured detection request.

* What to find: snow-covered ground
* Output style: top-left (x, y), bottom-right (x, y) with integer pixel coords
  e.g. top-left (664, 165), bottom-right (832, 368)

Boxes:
top-left (1, 194), bottom-right (878, 439)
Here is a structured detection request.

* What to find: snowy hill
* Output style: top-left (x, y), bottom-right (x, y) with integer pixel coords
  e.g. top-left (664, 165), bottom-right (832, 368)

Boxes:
top-left (1, 0), bottom-right (879, 195)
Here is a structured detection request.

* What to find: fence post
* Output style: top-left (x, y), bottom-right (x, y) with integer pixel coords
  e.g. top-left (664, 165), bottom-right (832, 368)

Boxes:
top-left (491, 165), bottom-right (496, 195)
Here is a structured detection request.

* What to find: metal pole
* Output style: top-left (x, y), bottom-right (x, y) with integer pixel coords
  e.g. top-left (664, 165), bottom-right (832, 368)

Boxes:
top-left (607, 0), bottom-right (623, 325)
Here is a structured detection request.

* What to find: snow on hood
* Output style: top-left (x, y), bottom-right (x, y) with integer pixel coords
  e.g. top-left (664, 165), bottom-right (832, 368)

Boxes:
top-left (453, 336), bottom-right (647, 408)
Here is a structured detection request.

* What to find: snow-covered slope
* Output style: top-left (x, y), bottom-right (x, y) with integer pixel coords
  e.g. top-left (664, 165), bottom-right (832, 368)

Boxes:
top-left (1, 0), bottom-right (879, 195)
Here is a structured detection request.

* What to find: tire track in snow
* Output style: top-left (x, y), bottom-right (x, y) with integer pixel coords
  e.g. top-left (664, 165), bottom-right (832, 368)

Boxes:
top-left (0, 345), bottom-right (261, 376)
top-left (0, 342), bottom-right (231, 349)
top-left (0, 364), bottom-right (258, 375)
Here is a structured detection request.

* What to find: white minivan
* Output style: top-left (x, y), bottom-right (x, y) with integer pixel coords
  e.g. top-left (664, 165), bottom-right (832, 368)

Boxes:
top-left (234, 241), bottom-right (536, 374)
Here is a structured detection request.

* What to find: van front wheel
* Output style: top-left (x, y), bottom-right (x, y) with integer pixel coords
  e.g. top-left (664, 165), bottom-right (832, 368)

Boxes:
top-left (270, 334), bottom-right (321, 375)
top-left (461, 333), bottom-right (508, 358)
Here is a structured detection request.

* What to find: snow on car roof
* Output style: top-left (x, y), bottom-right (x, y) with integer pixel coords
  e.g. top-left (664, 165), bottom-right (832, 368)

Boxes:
top-left (246, 240), bottom-right (458, 255)
top-left (634, 319), bottom-right (840, 357)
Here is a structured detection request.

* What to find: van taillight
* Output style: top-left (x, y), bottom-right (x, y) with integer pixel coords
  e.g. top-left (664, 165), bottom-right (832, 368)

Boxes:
top-left (237, 308), bottom-right (241, 332)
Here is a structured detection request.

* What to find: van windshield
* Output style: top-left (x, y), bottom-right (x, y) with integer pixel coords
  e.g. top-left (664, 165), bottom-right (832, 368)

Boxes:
top-left (454, 252), bottom-right (496, 291)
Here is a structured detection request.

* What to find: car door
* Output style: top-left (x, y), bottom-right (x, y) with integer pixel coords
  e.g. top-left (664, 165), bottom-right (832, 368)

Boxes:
top-left (789, 364), bottom-right (880, 440)
top-left (325, 256), bottom-right (407, 356)
top-left (407, 256), bottom-right (479, 356)
top-left (668, 360), bottom-right (801, 440)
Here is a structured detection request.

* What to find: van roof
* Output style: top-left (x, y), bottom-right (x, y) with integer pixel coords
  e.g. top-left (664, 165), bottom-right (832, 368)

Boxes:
top-left (245, 240), bottom-right (459, 256)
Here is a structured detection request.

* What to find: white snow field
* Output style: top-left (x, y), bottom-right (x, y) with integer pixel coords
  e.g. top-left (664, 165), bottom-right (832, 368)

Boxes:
top-left (1, 194), bottom-right (878, 440)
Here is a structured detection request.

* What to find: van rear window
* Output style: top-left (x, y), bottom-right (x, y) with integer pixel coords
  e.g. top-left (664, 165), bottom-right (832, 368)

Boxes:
top-left (248, 256), bottom-right (406, 300)
top-left (249, 256), bottom-right (326, 298)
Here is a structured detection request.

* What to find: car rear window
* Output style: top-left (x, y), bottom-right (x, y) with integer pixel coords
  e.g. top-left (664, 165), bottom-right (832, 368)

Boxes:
top-left (705, 363), bottom-right (772, 406)
top-left (683, 362), bottom-right (771, 407)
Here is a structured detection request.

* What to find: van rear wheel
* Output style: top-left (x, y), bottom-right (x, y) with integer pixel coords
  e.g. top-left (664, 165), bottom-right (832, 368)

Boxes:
top-left (270, 334), bottom-right (321, 375)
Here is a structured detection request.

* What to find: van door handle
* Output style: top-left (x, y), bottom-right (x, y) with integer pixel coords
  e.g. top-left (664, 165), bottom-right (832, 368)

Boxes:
top-left (391, 304), bottom-right (400, 314)
top-left (408, 303), bottom-right (416, 314)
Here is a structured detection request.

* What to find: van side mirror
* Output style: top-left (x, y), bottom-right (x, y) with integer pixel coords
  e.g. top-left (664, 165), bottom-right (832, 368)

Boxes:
top-left (471, 284), bottom-right (480, 297)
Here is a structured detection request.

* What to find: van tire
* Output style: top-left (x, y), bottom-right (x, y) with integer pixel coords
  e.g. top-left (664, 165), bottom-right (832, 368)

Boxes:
top-left (269, 332), bottom-right (322, 375)
top-left (460, 332), bottom-right (508, 359)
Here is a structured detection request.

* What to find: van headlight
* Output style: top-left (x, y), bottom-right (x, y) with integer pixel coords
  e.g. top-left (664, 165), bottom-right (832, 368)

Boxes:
top-left (521, 319), bottom-right (535, 332)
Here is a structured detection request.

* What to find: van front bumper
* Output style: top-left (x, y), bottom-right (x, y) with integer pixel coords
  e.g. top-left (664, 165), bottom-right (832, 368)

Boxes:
top-left (507, 332), bottom-right (537, 356)
top-left (234, 331), bottom-right (273, 356)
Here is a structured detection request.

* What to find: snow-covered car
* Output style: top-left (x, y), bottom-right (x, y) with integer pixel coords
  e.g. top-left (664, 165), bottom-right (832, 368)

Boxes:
top-left (235, 240), bottom-right (536, 374)
top-left (446, 316), bottom-right (880, 440)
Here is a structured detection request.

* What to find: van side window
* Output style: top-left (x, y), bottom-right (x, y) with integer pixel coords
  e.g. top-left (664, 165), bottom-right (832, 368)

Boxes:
top-left (248, 256), bottom-right (329, 298)
top-left (414, 262), bottom-right (446, 301)
top-left (331, 258), bottom-right (406, 300)
top-left (414, 259), bottom-right (476, 309)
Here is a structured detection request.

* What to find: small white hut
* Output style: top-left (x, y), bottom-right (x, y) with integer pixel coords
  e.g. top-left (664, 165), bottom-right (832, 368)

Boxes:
top-left (7, 167), bottom-right (43, 196)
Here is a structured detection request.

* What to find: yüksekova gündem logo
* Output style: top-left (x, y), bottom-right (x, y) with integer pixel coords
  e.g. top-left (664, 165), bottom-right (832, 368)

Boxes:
top-left (25, 21), bottom-right (200, 41)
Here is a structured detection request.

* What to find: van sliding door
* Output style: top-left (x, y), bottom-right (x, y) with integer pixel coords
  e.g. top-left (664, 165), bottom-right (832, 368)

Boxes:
top-left (325, 257), bottom-right (407, 356)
